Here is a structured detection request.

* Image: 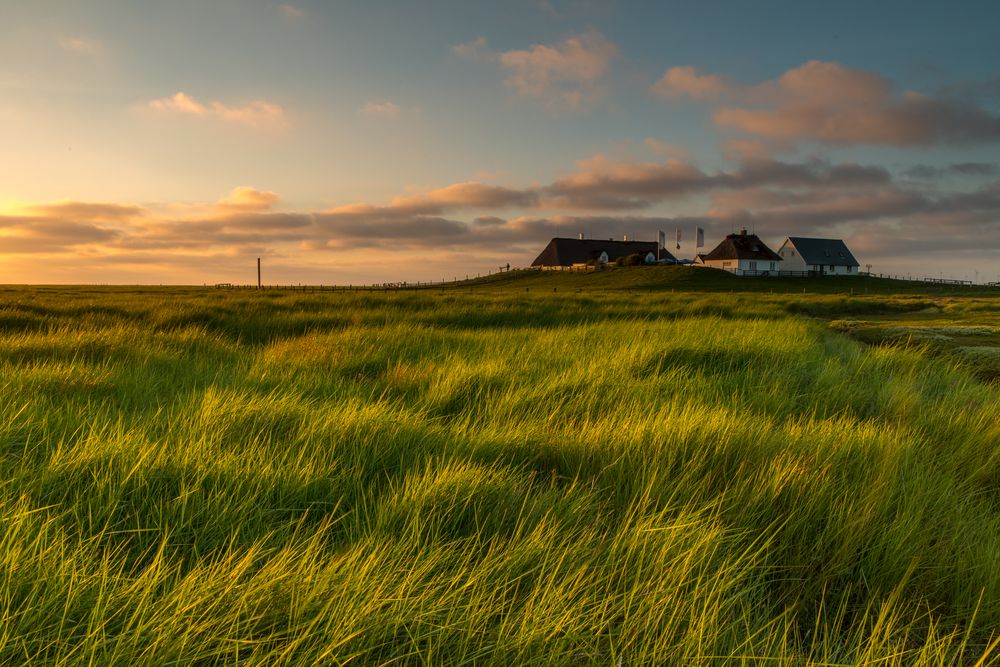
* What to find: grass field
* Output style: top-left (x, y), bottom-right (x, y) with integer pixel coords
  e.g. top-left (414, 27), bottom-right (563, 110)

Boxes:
top-left (1, 279), bottom-right (999, 665)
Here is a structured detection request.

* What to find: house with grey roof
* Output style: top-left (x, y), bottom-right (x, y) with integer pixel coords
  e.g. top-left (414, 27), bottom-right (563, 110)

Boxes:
top-left (531, 236), bottom-right (676, 269)
top-left (699, 229), bottom-right (782, 275)
top-left (777, 237), bottom-right (860, 276)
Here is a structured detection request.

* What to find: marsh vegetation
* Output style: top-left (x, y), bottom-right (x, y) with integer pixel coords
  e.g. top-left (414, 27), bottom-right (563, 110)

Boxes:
top-left (0, 284), bottom-right (998, 664)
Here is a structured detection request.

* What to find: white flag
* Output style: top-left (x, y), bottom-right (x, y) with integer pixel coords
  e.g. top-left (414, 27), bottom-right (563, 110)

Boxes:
top-left (696, 227), bottom-right (704, 248)
top-left (658, 230), bottom-right (666, 247)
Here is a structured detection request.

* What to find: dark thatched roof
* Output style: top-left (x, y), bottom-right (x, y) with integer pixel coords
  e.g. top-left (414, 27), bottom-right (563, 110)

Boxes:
top-left (702, 232), bottom-right (781, 262)
top-left (531, 238), bottom-right (676, 267)
top-left (786, 237), bottom-right (860, 267)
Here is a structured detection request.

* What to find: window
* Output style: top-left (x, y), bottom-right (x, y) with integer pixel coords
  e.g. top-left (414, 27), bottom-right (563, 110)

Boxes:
top-left (749, 260), bottom-right (757, 270)
top-left (770, 262), bottom-right (776, 271)
top-left (829, 265), bottom-right (835, 271)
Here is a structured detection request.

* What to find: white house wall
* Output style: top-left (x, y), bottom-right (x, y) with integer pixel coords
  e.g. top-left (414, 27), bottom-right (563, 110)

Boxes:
top-left (739, 259), bottom-right (778, 274)
top-left (797, 263), bottom-right (858, 275)
top-left (777, 244), bottom-right (808, 270)
top-left (824, 265), bottom-right (857, 275)
top-left (701, 259), bottom-right (780, 275)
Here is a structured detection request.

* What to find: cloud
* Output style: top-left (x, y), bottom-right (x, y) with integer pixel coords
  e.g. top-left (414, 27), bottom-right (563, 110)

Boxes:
top-left (451, 36), bottom-right (490, 62)
top-left (313, 214), bottom-right (469, 247)
top-left (359, 101), bottom-right (402, 119)
top-left (498, 31), bottom-right (619, 110)
top-left (541, 154), bottom-right (891, 210)
top-left (300, 154), bottom-right (894, 222)
top-left (653, 60), bottom-right (1000, 147)
top-left (216, 187), bottom-right (280, 212)
top-left (651, 66), bottom-right (730, 101)
top-left (58, 36), bottom-right (103, 55)
top-left (704, 176), bottom-right (1000, 255)
top-left (710, 187), bottom-right (928, 233)
top-left (305, 183), bottom-right (541, 247)
top-left (901, 163), bottom-right (998, 180)
top-left (0, 211), bottom-right (125, 253)
top-left (4, 159), bottom-right (1000, 280)
top-left (24, 201), bottom-right (146, 222)
top-left (544, 156), bottom-right (711, 209)
top-left (123, 213), bottom-right (314, 251)
top-left (279, 3), bottom-right (304, 18)
top-left (643, 138), bottom-right (693, 161)
top-left (391, 182), bottom-right (539, 211)
top-left (452, 31), bottom-right (619, 110)
top-left (721, 139), bottom-right (772, 162)
top-left (147, 92), bottom-right (288, 130)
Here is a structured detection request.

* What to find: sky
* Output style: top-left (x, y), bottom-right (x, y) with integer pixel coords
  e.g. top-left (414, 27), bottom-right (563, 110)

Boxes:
top-left (1, 0), bottom-right (999, 285)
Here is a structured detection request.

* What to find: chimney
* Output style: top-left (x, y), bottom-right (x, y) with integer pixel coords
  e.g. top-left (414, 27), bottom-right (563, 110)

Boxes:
top-left (623, 234), bottom-right (628, 242)
top-left (578, 232), bottom-right (584, 240)
top-left (740, 228), bottom-right (748, 236)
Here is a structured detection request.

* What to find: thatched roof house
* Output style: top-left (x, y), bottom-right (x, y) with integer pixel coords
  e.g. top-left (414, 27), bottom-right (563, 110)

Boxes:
top-left (700, 230), bottom-right (781, 275)
top-left (531, 237), bottom-right (676, 268)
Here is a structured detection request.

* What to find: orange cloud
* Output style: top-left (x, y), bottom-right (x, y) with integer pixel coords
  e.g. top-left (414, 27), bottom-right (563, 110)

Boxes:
top-left (25, 201), bottom-right (146, 222)
top-left (486, 32), bottom-right (619, 110)
top-left (147, 92), bottom-right (288, 130)
top-left (216, 187), bottom-right (280, 213)
top-left (453, 32), bottom-right (619, 110)
top-left (4, 163), bottom-right (999, 281)
top-left (653, 60), bottom-right (1000, 147)
top-left (391, 182), bottom-right (539, 211)
top-left (544, 156), bottom-right (710, 209)
top-left (0, 204), bottom-right (127, 254)
top-left (651, 66), bottom-right (730, 101)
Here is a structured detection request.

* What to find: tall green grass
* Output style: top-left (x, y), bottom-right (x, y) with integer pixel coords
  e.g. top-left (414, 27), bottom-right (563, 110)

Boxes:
top-left (0, 287), bottom-right (998, 664)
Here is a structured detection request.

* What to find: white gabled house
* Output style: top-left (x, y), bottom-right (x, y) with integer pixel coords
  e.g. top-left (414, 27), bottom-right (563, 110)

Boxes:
top-left (777, 237), bottom-right (860, 276)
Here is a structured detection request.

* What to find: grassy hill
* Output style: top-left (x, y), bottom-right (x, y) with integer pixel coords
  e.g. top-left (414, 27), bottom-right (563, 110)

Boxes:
top-left (0, 286), bottom-right (998, 664)
top-left (447, 265), bottom-right (995, 296)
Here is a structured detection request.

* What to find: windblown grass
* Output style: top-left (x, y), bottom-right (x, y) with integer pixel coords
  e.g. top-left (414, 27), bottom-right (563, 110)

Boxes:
top-left (0, 287), bottom-right (998, 665)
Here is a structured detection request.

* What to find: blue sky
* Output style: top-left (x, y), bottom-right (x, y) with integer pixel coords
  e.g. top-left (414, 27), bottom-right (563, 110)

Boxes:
top-left (1, 0), bottom-right (999, 283)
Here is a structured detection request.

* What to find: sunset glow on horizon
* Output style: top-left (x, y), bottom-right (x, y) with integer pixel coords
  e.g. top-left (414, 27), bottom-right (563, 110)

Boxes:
top-left (2, 0), bottom-right (999, 284)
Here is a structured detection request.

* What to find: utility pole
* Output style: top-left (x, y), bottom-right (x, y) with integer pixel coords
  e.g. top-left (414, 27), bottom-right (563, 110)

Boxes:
top-left (257, 257), bottom-right (261, 290)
